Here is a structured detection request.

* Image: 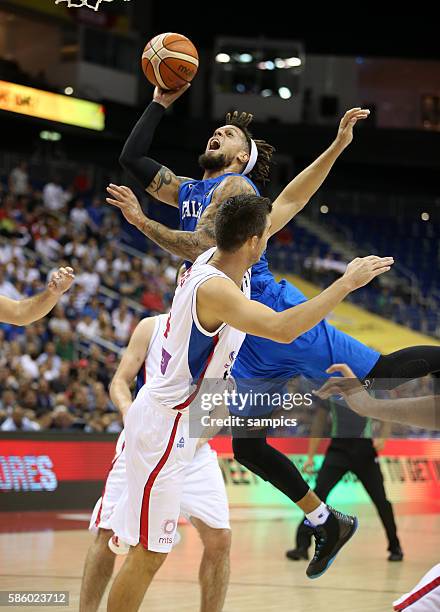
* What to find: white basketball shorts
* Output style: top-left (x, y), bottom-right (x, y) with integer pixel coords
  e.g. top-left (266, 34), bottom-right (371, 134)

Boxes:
top-left (393, 564), bottom-right (440, 611)
top-left (90, 390), bottom-right (229, 553)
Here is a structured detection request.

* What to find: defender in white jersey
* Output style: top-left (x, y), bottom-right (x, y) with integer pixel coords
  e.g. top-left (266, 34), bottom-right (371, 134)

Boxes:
top-left (107, 195), bottom-right (389, 611)
top-left (80, 313), bottom-right (231, 612)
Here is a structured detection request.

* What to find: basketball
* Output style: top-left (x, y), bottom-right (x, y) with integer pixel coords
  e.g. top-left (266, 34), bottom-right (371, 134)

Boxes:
top-left (142, 32), bottom-right (199, 91)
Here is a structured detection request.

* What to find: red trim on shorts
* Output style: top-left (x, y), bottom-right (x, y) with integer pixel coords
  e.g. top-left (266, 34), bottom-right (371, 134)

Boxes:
top-left (139, 412), bottom-right (182, 549)
top-left (394, 576), bottom-right (440, 610)
top-left (173, 333), bottom-right (219, 410)
top-left (95, 441), bottom-right (125, 528)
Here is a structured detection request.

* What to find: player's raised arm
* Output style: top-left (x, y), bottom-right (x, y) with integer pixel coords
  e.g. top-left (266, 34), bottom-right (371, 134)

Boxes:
top-left (109, 317), bottom-right (157, 418)
top-left (269, 108), bottom-right (370, 236)
top-left (106, 175), bottom-right (254, 262)
top-left (0, 266), bottom-right (74, 326)
top-left (197, 254), bottom-right (393, 344)
top-left (119, 85), bottom-right (192, 208)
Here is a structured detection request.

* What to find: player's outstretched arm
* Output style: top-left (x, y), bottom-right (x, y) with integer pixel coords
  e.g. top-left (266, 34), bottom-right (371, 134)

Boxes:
top-left (198, 256), bottom-right (393, 343)
top-left (0, 267), bottom-right (74, 326)
top-left (119, 85), bottom-right (192, 207)
top-left (109, 317), bottom-right (157, 418)
top-left (106, 175), bottom-right (253, 262)
top-left (270, 108), bottom-right (370, 236)
top-left (315, 363), bottom-right (440, 430)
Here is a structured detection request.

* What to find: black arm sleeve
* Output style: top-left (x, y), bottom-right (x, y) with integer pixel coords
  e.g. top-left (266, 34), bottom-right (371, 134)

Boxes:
top-left (119, 101), bottom-right (165, 190)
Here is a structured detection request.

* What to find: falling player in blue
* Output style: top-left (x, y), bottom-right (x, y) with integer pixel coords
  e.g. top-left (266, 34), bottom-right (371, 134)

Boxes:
top-left (108, 85), bottom-right (440, 570)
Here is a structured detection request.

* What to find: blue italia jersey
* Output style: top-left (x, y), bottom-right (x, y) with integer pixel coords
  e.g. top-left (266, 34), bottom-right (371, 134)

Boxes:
top-left (178, 173), bottom-right (307, 303)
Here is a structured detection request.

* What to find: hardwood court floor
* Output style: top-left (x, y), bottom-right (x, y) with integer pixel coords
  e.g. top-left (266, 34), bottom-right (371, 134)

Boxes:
top-left (1, 503), bottom-right (439, 612)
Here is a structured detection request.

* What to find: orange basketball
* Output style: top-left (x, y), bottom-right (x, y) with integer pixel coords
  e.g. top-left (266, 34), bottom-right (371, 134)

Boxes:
top-left (142, 33), bottom-right (199, 91)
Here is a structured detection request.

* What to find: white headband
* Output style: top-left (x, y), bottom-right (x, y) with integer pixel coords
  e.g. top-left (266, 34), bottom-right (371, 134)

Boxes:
top-left (242, 139), bottom-right (258, 176)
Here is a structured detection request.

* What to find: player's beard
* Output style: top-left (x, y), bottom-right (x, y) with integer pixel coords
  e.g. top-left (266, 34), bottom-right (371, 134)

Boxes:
top-left (198, 151), bottom-right (227, 171)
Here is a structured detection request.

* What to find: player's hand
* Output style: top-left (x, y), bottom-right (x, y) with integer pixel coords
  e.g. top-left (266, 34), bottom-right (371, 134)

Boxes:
top-left (47, 267), bottom-right (75, 295)
top-left (106, 184), bottom-right (145, 227)
top-left (302, 457), bottom-right (315, 475)
top-left (313, 363), bottom-right (372, 417)
top-left (334, 108), bottom-right (370, 150)
top-left (342, 255), bottom-right (394, 291)
top-left (153, 83), bottom-right (191, 109)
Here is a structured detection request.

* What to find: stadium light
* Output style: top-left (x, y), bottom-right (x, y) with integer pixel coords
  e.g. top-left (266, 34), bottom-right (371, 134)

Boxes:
top-left (278, 87), bottom-right (292, 99)
top-left (215, 53), bottom-right (231, 63)
top-left (40, 131), bottom-right (62, 141)
top-left (285, 57), bottom-right (302, 67)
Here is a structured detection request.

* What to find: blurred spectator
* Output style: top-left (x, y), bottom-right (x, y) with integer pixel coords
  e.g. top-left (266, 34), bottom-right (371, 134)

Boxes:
top-left (0, 238), bottom-right (25, 265)
top-left (141, 281), bottom-right (165, 313)
top-left (55, 330), bottom-right (76, 361)
top-left (37, 342), bottom-right (62, 376)
top-left (9, 162), bottom-right (29, 197)
top-left (73, 167), bottom-right (92, 195)
top-left (113, 251), bottom-right (131, 274)
top-left (19, 343), bottom-right (40, 379)
top-left (112, 301), bottom-right (134, 344)
top-left (64, 233), bottom-right (89, 259)
top-left (76, 261), bottom-right (100, 296)
top-left (77, 314), bottom-right (99, 339)
top-left (0, 267), bottom-right (21, 299)
top-left (70, 199), bottom-right (89, 230)
top-left (35, 232), bottom-right (61, 261)
top-left (51, 362), bottom-right (73, 393)
top-left (43, 176), bottom-right (70, 212)
top-left (36, 379), bottom-right (54, 416)
top-left (1, 405), bottom-right (40, 431)
top-left (48, 305), bottom-right (71, 336)
top-left (48, 405), bottom-right (79, 431)
top-left (1, 390), bottom-right (17, 412)
top-left (87, 197), bottom-right (106, 232)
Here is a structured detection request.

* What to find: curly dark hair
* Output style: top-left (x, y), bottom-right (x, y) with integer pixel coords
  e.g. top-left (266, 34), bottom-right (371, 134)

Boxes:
top-left (225, 111), bottom-right (275, 187)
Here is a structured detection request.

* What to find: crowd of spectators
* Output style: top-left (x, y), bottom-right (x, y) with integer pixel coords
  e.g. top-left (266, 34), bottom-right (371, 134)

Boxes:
top-left (0, 162), bottom-right (178, 433)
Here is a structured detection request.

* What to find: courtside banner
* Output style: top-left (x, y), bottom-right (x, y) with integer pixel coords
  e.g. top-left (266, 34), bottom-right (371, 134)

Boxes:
top-left (0, 81), bottom-right (105, 131)
top-left (0, 434), bottom-right (439, 511)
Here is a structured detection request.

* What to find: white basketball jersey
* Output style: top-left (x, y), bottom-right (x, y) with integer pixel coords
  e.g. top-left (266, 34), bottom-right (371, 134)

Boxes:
top-left (114, 314), bottom-right (168, 456)
top-left (135, 314), bottom-right (168, 391)
top-left (147, 247), bottom-right (250, 411)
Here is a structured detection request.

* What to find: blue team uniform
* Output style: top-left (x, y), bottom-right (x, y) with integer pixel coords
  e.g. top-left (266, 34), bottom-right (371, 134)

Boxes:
top-left (178, 173), bottom-right (380, 391)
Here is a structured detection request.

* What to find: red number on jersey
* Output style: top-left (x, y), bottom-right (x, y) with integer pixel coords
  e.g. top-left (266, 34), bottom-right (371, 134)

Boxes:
top-left (164, 312), bottom-right (172, 339)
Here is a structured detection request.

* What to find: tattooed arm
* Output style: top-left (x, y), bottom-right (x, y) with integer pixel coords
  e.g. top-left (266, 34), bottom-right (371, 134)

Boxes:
top-left (106, 175), bottom-right (255, 262)
top-left (145, 166), bottom-right (192, 208)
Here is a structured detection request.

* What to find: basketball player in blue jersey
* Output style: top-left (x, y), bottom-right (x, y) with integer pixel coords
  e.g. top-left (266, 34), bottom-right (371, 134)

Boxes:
top-left (107, 85), bottom-right (440, 567)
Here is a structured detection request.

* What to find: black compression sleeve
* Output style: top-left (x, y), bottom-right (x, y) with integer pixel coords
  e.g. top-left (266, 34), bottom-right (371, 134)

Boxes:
top-left (119, 101), bottom-right (165, 189)
top-left (367, 345), bottom-right (440, 389)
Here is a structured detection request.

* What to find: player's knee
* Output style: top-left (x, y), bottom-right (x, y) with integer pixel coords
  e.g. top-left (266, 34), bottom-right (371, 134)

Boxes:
top-left (233, 437), bottom-right (263, 463)
top-left (96, 528), bottom-right (113, 549)
top-left (203, 528), bottom-right (231, 559)
top-left (131, 544), bottom-right (167, 572)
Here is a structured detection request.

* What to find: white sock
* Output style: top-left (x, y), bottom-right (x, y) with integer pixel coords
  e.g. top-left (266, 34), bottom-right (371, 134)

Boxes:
top-left (306, 502), bottom-right (329, 526)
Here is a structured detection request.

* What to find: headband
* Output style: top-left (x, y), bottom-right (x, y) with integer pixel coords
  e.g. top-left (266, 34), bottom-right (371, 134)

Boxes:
top-left (242, 139), bottom-right (258, 176)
